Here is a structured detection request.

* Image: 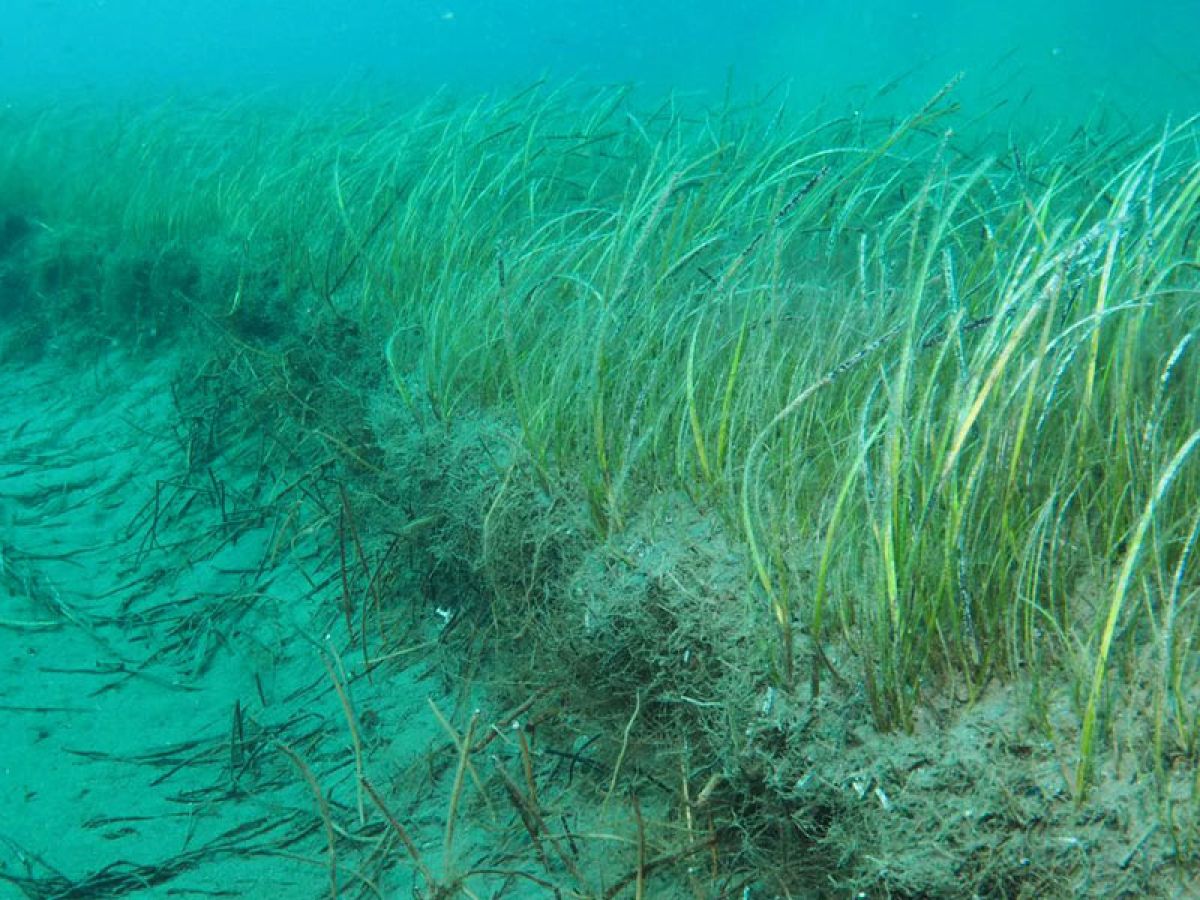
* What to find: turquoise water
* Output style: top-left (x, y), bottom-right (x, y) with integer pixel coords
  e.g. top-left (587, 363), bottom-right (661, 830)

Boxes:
top-left (2, 1), bottom-right (1197, 122)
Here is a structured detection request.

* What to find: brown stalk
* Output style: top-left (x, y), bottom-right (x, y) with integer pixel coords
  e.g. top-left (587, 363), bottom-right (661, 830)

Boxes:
top-left (601, 836), bottom-right (716, 900)
top-left (492, 753), bottom-right (587, 885)
top-left (361, 776), bottom-right (439, 890)
top-left (426, 698), bottom-right (496, 820)
top-left (336, 493), bottom-right (354, 639)
top-left (517, 727), bottom-right (540, 811)
top-left (471, 692), bottom-right (543, 752)
top-left (443, 710), bottom-right (480, 872)
top-left (360, 533), bottom-right (402, 665)
top-left (277, 740), bottom-right (339, 899)
top-left (493, 756), bottom-right (552, 871)
top-left (321, 650), bottom-right (366, 826)
top-left (632, 793), bottom-right (646, 900)
top-left (338, 482), bottom-right (386, 678)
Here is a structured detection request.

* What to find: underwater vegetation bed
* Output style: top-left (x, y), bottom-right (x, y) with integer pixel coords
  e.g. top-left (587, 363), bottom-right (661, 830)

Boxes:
top-left (3, 80), bottom-right (1200, 896)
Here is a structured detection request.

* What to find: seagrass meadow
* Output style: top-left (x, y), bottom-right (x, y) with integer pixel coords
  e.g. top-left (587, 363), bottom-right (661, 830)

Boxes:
top-left (2, 79), bottom-right (1200, 897)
